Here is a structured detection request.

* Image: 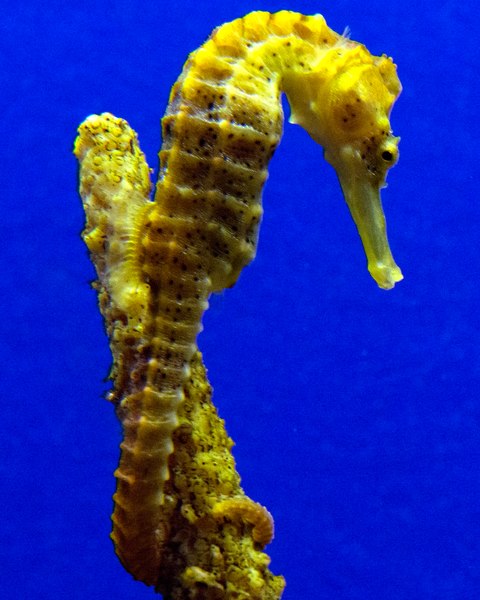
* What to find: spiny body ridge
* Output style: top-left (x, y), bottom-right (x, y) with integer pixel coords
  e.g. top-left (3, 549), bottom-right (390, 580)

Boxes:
top-left (75, 9), bottom-right (402, 591)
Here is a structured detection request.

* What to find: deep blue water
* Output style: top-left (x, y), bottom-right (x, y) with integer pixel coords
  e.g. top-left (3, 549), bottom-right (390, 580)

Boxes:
top-left (2, 1), bottom-right (479, 598)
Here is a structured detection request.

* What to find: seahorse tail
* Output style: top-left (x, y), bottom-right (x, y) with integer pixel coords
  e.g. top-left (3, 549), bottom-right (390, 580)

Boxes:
top-left (110, 285), bottom-right (209, 584)
top-left (111, 386), bottom-right (183, 585)
top-left (212, 497), bottom-right (275, 547)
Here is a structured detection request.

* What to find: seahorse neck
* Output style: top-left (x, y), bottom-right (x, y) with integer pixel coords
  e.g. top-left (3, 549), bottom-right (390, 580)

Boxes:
top-left (249, 30), bottom-right (341, 82)
top-left (202, 12), bottom-right (350, 145)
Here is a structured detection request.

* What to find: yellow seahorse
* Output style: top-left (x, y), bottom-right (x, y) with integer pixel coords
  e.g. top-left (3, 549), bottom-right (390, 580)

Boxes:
top-left (74, 10), bottom-right (402, 591)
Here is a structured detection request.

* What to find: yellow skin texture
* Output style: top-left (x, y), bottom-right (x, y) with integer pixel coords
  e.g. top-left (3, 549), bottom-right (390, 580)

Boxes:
top-left (74, 10), bottom-right (402, 598)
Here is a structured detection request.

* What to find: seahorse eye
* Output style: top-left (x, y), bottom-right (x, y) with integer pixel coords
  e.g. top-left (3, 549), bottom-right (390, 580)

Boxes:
top-left (381, 150), bottom-right (393, 162)
top-left (379, 138), bottom-right (399, 167)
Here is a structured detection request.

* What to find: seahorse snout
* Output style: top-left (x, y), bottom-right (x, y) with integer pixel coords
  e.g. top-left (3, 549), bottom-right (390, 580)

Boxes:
top-left (327, 144), bottom-right (403, 290)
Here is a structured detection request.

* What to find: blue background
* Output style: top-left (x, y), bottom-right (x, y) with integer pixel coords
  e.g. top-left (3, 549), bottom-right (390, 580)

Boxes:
top-left (2, 1), bottom-right (479, 598)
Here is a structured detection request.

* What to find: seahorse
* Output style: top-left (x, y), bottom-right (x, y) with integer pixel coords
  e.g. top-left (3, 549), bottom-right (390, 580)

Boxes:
top-left (75, 10), bottom-right (402, 587)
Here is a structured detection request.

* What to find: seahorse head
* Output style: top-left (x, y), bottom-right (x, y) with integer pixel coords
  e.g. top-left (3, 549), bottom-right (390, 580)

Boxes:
top-left (287, 44), bottom-right (403, 289)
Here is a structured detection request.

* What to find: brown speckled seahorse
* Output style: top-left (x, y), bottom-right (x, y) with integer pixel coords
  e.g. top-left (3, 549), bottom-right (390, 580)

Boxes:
top-left (75, 10), bottom-right (402, 587)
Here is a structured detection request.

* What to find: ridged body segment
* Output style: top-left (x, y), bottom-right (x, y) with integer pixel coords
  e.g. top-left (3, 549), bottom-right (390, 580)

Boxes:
top-left (75, 9), bottom-right (402, 591)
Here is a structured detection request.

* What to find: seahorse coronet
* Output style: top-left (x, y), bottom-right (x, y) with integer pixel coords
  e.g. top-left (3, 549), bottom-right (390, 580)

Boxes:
top-left (75, 10), bottom-right (402, 594)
